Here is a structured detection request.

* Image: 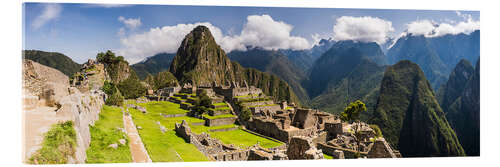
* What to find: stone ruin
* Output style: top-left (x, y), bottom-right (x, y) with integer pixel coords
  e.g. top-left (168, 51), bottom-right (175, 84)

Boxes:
top-left (286, 136), bottom-right (324, 160)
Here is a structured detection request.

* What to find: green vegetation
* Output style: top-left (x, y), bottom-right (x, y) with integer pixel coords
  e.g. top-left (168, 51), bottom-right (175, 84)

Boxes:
top-left (86, 105), bottom-right (132, 163)
top-left (323, 153), bottom-right (334, 159)
top-left (340, 100), bottom-right (366, 156)
top-left (105, 86), bottom-right (124, 106)
top-left (369, 124), bottom-right (383, 138)
top-left (117, 71), bottom-right (147, 99)
top-left (212, 102), bottom-right (227, 106)
top-left (23, 50), bottom-right (82, 77)
top-left (127, 107), bottom-right (209, 162)
top-left (247, 104), bottom-right (279, 108)
top-left (125, 100), bottom-right (283, 161)
top-left (29, 121), bottom-right (76, 164)
top-left (214, 106), bottom-right (230, 111)
top-left (131, 53), bottom-right (176, 80)
top-left (136, 101), bottom-right (189, 115)
top-left (208, 129), bottom-right (283, 149)
top-left (371, 60), bottom-right (465, 157)
top-left (191, 90), bottom-right (212, 115)
top-left (240, 107), bottom-right (252, 121)
top-left (144, 70), bottom-right (178, 91)
top-left (202, 114), bottom-right (236, 120)
top-left (238, 97), bottom-right (272, 103)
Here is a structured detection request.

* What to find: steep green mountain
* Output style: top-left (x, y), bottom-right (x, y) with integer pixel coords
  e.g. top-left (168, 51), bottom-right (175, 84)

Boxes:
top-left (131, 53), bottom-right (176, 80)
top-left (305, 41), bottom-right (387, 119)
top-left (310, 59), bottom-right (385, 120)
top-left (169, 26), bottom-right (235, 86)
top-left (371, 60), bottom-right (465, 157)
top-left (437, 59), bottom-right (474, 113)
top-left (228, 48), bottom-right (309, 103)
top-left (23, 50), bottom-right (82, 77)
top-left (280, 39), bottom-right (336, 72)
top-left (169, 25), bottom-right (299, 104)
top-left (387, 30), bottom-right (480, 90)
top-left (444, 59), bottom-right (480, 156)
top-left (307, 41), bottom-right (386, 98)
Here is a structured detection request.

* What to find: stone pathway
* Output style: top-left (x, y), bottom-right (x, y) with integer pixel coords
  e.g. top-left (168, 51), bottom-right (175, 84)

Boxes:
top-left (123, 109), bottom-right (152, 163)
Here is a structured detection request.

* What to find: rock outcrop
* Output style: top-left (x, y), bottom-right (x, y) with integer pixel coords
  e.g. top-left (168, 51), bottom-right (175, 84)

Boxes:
top-left (371, 60), bottom-right (465, 157)
top-left (23, 60), bottom-right (105, 163)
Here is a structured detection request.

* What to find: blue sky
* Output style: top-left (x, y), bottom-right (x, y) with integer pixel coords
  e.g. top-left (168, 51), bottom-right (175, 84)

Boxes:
top-left (23, 3), bottom-right (479, 64)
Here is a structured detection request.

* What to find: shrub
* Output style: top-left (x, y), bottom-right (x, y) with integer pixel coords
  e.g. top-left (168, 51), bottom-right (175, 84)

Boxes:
top-left (240, 107), bottom-right (252, 121)
top-left (192, 90), bottom-right (212, 115)
top-left (29, 121), bottom-right (76, 164)
top-left (369, 124), bottom-right (383, 138)
top-left (106, 89), bottom-right (124, 106)
top-left (117, 71), bottom-right (146, 99)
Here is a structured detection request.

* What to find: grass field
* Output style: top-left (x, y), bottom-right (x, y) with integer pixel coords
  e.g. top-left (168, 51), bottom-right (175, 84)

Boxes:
top-left (126, 100), bottom-right (283, 162)
top-left (208, 129), bottom-right (283, 149)
top-left (86, 105), bottom-right (132, 163)
top-left (136, 101), bottom-right (189, 115)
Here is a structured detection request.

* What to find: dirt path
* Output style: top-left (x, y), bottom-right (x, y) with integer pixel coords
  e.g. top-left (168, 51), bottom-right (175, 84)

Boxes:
top-left (123, 109), bottom-right (152, 163)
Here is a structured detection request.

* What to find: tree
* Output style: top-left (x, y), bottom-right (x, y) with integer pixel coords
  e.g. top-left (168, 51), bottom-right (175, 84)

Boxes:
top-left (192, 90), bottom-right (212, 115)
top-left (117, 71), bottom-right (146, 99)
top-left (105, 86), bottom-right (124, 106)
top-left (154, 71), bottom-right (178, 90)
top-left (340, 100), bottom-right (366, 158)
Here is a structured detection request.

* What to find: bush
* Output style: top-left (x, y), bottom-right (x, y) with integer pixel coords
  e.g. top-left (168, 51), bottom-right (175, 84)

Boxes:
top-left (29, 121), bottom-right (76, 164)
top-left (240, 107), bottom-right (252, 121)
top-left (106, 89), bottom-right (124, 106)
top-left (192, 90), bottom-right (212, 115)
top-left (117, 71), bottom-right (146, 99)
top-left (369, 124), bottom-right (383, 138)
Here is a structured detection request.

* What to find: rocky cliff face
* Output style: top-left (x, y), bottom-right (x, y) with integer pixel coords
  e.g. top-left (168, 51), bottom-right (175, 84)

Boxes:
top-left (371, 60), bottom-right (465, 157)
top-left (169, 26), bottom-right (235, 86)
top-left (23, 59), bottom-right (105, 163)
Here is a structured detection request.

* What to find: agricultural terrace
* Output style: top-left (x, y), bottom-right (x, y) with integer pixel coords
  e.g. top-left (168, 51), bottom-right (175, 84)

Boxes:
top-left (125, 100), bottom-right (283, 162)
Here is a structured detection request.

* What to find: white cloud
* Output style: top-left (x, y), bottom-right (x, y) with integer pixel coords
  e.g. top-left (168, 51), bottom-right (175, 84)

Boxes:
top-left (118, 16), bottom-right (142, 30)
top-left (225, 14), bottom-right (311, 51)
top-left (83, 4), bottom-right (134, 8)
top-left (406, 18), bottom-right (479, 37)
top-left (31, 4), bottom-right (62, 30)
top-left (117, 14), bottom-right (312, 64)
top-left (117, 22), bottom-right (226, 64)
top-left (332, 16), bottom-right (394, 44)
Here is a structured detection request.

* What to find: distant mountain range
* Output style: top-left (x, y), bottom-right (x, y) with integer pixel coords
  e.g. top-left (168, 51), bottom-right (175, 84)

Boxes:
top-left (23, 50), bottom-right (82, 77)
top-left (131, 53), bottom-right (175, 80)
top-left (387, 30), bottom-right (480, 90)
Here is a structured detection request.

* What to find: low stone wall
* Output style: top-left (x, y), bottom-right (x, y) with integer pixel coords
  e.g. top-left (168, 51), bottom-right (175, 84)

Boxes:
top-left (211, 150), bottom-right (250, 161)
top-left (240, 100), bottom-right (274, 107)
top-left (209, 127), bottom-right (239, 132)
top-left (317, 143), bottom-right (367, 159)
top-left (246, 118), bottom-right (316, 143)
top-left (250, 105), bottom-right (281, 114)
top-left (208, 109), bottom-right (230, 116)
top-left (204, 117), bottom-right (237, 127)
top-left (160, 113), bottom-right (188, 118)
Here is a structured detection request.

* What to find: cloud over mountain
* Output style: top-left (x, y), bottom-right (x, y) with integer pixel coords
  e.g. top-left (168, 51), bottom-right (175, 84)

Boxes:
top-left (406, 18), bottom-right (479, 37)
top-left (31, 4), bottom-right (62, 30)
top-left (117, 14), bottom-right (312, 64)
top-left (332, 16), bottom-right (394, 44)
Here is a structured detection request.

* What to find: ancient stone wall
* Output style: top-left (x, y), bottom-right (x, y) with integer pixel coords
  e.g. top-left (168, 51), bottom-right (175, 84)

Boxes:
top-left (317, 143), bottom-right (368, 159)
top-left (204, 117), bottom-right (237, 127)
top-left (325, 122), bottom-right (343, 140)
top-left (292, 109), bottom-right (317, 129)
top-left (286, 136), bottom-right (324, 160)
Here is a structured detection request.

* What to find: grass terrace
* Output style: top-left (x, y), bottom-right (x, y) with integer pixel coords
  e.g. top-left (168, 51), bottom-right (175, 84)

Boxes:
top-left (214, 106), bottom-right (230, 111)
top-left (234, 94), bottom-right (260, 98)
top-left (209, 129), bottom-right (283, 149)
top-left (238, 97), bottom-right (272, 103)
top-left (124, 100), bottom-right (284, 161)
top-left (202, 114), bottom-right (236, 120)
top-left (136, 101), bottom-right (189, 115)
top-left (128, 107), bottom-right (209, 162)
top-left (247, 104), bottom-right (280, 108)
top-left (86, 105), bottom-right (132, 163)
